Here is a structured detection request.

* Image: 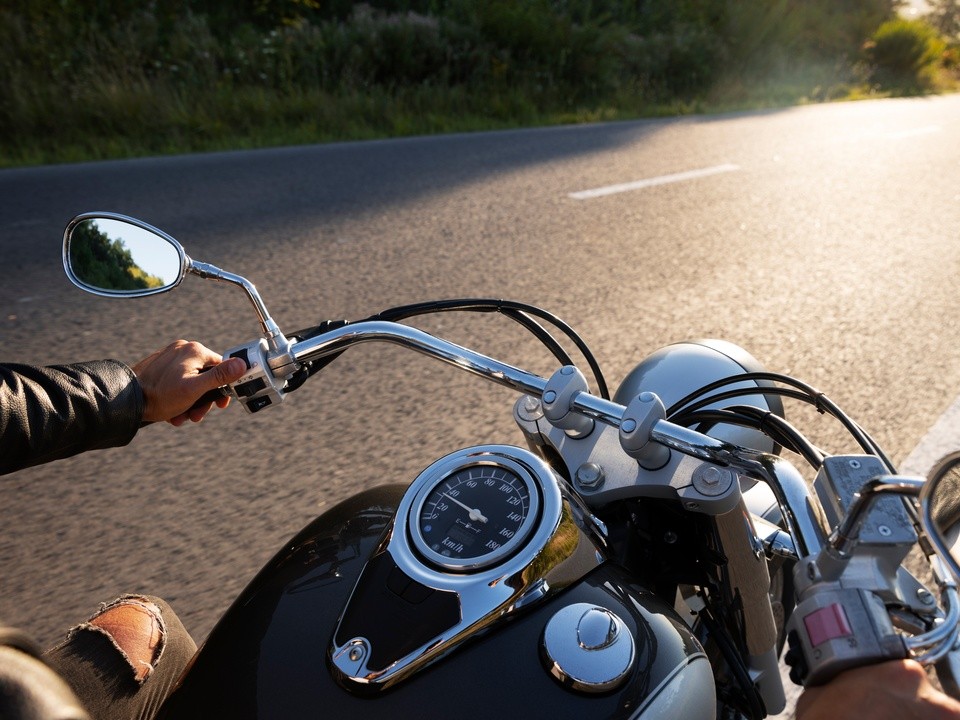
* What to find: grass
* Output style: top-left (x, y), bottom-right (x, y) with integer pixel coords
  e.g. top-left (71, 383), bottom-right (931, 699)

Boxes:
top-left (11, 70), bottom-right (953, 169)
top-left (0, 1), bottom-right (955, 168)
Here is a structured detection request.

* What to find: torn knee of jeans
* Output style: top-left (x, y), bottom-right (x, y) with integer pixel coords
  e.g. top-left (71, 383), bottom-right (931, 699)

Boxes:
top-left (78, 595), bottom-right (167, 684)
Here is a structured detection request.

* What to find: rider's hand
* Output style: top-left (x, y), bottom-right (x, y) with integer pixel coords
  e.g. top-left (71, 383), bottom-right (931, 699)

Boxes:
top-left (796, 659), bottom-right (960, 720)
top-left (132, 340), bottom-right (247, 425)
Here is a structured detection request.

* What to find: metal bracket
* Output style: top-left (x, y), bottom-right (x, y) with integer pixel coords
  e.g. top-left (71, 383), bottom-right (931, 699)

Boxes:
top-left (541, 366), bottom-right (594, 437)
top-left (619, 392), bottom-right (671, 470)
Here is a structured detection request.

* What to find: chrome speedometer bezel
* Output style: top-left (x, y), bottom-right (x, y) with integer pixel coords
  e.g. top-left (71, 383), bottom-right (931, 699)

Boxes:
top-left (407, 454), bottom-right (542, 572)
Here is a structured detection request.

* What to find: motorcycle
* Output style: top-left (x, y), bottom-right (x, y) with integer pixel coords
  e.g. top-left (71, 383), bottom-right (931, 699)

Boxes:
top-left (61, 211), bottom-right (960, 719)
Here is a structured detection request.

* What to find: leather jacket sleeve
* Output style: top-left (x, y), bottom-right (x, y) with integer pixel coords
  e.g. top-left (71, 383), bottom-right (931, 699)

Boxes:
top-left (0, 360), bottom-right (144, 475)
top-left (0, 626), bottom-right (90, 720)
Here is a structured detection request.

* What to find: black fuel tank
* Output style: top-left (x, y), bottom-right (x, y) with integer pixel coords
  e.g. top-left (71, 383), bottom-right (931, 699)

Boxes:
top-left (158, 486), bottom-right (711, 719)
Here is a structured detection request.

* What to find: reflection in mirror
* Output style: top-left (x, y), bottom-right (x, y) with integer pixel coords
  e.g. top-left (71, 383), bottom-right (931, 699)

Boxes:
top-left (926, 452), bottom-right (960, 581)
top-left (68, 217), bottom-right (183, 295)
top-left (932, 459), bottom-right (960, 533)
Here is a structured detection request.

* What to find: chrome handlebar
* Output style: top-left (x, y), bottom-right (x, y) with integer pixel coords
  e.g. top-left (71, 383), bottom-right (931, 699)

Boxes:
top-left (284, 320), bottom-right (830, 553)
top-left (280, 319), bottom-right (959, 672)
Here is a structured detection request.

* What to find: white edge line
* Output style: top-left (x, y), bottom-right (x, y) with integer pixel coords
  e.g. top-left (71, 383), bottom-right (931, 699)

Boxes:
top-left (900, 393), bottom-right (960, 476)
top-left (886, 125), bottom-right (941, 140)
top-left (569, 163), bottom-right (741, 200)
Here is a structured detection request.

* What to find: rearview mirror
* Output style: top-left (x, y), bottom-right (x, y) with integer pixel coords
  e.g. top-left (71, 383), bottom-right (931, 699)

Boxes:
top-left (63, 213), bottom-right (186, 297)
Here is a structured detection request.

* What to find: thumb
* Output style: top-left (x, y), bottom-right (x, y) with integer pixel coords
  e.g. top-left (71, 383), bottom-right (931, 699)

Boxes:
top-left (202, 357), bottom-right (247, 390)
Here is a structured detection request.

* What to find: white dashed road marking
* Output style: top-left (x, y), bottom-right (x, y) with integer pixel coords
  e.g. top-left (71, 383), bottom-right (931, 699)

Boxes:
top-left (568, 163), bottom-right (741, 200)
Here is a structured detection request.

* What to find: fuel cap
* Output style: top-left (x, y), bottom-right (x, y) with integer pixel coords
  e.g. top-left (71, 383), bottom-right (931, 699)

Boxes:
top-left (541, 603), bottom-right (636, 693)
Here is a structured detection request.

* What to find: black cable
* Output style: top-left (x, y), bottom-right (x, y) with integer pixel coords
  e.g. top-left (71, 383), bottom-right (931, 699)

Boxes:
top-left (500, 309), bottom-right (576, 368)
top-left (674, 408), bottom-right (825, 469)
top-left (670, 388), bottom-right (825, 463)
top-left (668, 386), bottom-right (813, 417)
top-left (367, 298), bottom-right (610, 399)
top-left (666, 372), bottom-right (894, 472)
top-left (698, 608), bottom-right (766, 720)
top-left (730, 405), bottom-right (827, 467)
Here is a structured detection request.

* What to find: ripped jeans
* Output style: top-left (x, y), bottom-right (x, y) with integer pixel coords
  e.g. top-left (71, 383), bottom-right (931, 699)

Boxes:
top-left (45, 595), bottom-right (196, 720)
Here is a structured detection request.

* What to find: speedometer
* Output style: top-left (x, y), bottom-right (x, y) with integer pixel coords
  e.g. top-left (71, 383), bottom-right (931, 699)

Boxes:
top-left (409, 460), bottom-right (541, 572)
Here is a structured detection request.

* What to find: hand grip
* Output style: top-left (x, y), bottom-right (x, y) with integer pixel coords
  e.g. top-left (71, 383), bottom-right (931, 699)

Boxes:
top-left (189, 384), bottom-right (229, 411)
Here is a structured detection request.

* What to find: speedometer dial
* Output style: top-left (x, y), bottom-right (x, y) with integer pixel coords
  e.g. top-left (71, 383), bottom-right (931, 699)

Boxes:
top-left (409, 461), bottom-right (541, 572)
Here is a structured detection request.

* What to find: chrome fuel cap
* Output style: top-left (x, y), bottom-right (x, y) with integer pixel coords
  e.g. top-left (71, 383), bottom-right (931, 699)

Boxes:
top-left (541, 603), bottom-right (636, 693)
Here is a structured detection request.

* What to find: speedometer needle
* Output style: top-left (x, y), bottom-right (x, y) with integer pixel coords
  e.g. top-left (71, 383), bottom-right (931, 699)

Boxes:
top-left (443, 493), bottom-right (488, 523)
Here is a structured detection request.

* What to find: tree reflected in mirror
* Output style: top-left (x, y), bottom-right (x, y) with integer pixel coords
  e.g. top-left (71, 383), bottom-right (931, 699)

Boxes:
top-left (68, 218), bottom-right (181, 293)
top-left (932, 458), bottom-right (960, 536)
top-left (927, 452), bottom-right (960, 582)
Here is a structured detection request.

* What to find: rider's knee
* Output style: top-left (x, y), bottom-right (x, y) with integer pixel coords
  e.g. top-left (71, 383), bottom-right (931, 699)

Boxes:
top-left (82, 595), bottom-right (166, 683)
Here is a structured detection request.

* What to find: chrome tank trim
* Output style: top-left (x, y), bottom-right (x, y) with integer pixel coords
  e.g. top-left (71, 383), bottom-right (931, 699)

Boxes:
top-left (329, 445), bottom-right (605, 691)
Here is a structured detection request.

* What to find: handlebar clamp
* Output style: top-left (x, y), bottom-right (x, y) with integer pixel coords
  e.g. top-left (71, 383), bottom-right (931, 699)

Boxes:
top-left (619, 392), bottom-right (671, 470)
top-left (541, 366), bottom-right (594, 437)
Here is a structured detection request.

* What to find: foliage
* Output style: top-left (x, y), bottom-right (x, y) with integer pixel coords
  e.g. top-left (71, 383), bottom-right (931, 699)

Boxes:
top-left (69, 222), bottom-right (163, 291)
top-left (865, 18), bottom-right (947, 89)
top-left (928, 0), bottom-right (960, 38)
top-left (0, 0), bottom-right (943, 167)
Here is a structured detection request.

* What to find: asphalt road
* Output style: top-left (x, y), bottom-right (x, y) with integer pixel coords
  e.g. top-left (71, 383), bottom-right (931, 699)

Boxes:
top-left (2, 95), bottom-right (960, 683)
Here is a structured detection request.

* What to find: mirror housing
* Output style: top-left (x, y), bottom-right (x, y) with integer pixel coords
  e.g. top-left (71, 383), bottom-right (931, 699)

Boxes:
top-left (63, 213), bottom-right (187, 297)
top-left (62, 211), bottom-right (296, 374)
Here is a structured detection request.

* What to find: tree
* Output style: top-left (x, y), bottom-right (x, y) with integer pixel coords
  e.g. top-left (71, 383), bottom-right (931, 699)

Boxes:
top-left (69, 221), bottom-right (164, 291)
top-left (929, 0), bottom-right (960, 38)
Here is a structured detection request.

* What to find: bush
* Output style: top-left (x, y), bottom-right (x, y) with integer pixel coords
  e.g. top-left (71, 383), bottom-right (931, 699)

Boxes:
top-left (0, 0), bottom-right (919, 166)
top-left (865, 18), bottom-right (946, 89)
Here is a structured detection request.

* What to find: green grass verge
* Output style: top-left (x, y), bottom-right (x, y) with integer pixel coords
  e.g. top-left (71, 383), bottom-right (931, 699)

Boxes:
top-left (5, 77), bottom-right (954, 169)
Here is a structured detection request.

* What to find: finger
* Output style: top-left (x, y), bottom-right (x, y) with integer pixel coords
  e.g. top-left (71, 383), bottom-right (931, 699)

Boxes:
top-left (184, 357), bottom-right (244, 398)
top-left (186, 341), bottom-right (223, 370)
top-left (207, 357), bottom-right (247, 389)
top-left (188, 403), bottom-right (211, 423)
top-left (215, 395), bottom-right (231, 410)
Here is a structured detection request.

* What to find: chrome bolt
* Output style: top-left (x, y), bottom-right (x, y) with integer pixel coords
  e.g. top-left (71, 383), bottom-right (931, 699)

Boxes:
top-left (877, 525), bottom-right (892, 537)
top-left (701, 467), bottom-right (722, 486)
top-left (918, 588), bottom-right (936, 606)
top-left (543, 390), bottom-right (557, 404)
top-left (575, 463), bottom-right (605, 491)
top-left (517, 395), bottom-right (544, 421)
top-left (621, 419), bottom-right (637, 433)
top-left (692, 465), bottom-right (731, 497)
top-left (348, 646), bottom-right (364, 662)
top-left (561, 366), bottom-right (574, 375)
top-left (663, 531), bottom-right (678, 545)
